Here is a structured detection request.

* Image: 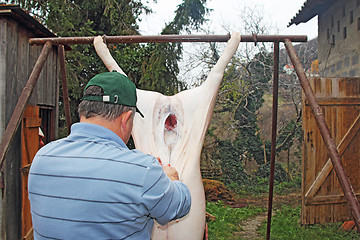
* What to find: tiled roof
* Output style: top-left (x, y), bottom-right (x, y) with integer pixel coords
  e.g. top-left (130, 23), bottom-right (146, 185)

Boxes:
top-left (288, 0), bottom-right (336, 26)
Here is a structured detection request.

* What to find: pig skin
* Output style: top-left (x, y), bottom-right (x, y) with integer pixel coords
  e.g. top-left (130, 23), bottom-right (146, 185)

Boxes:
top-left (94, 33), bottom-right (241, 239)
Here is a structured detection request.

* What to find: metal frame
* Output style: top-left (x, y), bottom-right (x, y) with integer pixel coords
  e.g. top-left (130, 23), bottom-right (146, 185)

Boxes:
top-left (28, 34), bottom-right (307, 45)
top-left (0, 34), bottom-right (359, 237)
top-left (266, 41), bottom-right (280, 239)
top-left (58, 45), bottom-right (72, 134)
top-left (0, 41), bottom-right (52, 174)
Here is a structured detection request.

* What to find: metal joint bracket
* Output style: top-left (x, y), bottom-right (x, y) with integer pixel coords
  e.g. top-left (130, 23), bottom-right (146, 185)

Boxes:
top-left (252, 33), bottom-right (258, 46)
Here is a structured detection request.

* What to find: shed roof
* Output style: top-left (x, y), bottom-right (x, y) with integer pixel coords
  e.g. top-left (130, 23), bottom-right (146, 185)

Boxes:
top-left (0, 4), bottom-right (56, 37)
top-left (288, 0), bottom-right (336, 26)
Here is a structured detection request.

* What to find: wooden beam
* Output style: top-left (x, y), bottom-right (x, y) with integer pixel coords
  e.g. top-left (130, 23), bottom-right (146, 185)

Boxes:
top-left (306, 193), bottom-right (360, 205)
top-left (23, 227), bottom-right (33, 240)
top-left (305, 97), bottom-right (360, 106)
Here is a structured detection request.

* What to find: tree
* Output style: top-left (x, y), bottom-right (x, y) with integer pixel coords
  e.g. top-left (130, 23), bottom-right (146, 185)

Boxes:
top-left (7, 0), bottom-right (152, 131)
top-left (196, 5), bottom-right (311, 187)
top-left (7, 0), bottom-right (210, 135)
top-left (197, 6), bottom-right (274, 177)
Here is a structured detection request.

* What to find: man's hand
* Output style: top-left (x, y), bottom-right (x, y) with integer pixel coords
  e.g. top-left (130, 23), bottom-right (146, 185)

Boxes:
top-left (156, 157), bottom-right (179, 181)
top-left (163, 165), bottom-right (179, 181)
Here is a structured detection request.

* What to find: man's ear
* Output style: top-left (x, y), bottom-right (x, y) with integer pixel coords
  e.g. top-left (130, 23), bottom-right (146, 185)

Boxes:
top-left (121, 110), bottom-right (133, 129)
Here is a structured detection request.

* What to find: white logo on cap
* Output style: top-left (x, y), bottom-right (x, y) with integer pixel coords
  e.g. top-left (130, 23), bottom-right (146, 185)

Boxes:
top-left (103, 95), bottom-right (110, 102)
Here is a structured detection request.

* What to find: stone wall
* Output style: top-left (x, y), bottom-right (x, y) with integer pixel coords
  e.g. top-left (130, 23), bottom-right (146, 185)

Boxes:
top-left (318, 0), bottom-right (360, 77)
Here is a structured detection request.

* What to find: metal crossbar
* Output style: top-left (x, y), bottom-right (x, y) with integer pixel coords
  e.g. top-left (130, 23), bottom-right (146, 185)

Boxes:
top-left (28, 34), bottom-right (307, 45)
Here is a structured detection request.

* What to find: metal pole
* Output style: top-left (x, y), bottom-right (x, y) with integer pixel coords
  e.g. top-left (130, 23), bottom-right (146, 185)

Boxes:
top-left (0, 42), bottom-right (52, 173)
top-left (29, 34), bottom-right (307, 46)
top-left (284, 39), bottom-right (360, 234)
top-left (58, 45), bottom-right (72, 135)
top-left (266, 41), bottom-right (280, 240)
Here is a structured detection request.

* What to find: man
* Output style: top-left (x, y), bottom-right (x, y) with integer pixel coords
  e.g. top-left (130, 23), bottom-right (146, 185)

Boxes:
top-left (28, 71), bottom-right (191, 239)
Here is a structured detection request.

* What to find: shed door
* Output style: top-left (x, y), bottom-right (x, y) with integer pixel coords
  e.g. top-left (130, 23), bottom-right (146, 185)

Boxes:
top-left (21, 105), bottom-right (42, 239)
top-left (302, 77), bottom-right (360, 225)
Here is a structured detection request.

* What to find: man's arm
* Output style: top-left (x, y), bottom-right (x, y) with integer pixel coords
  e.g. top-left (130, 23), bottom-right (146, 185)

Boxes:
top-left (141, 159), bottom-right (191, 225)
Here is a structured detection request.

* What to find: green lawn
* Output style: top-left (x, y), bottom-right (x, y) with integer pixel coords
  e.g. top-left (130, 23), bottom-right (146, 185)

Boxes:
top-left (206, 202), bottom-right (359, 240)
top-left (259, 206), bottom-right (359, 240)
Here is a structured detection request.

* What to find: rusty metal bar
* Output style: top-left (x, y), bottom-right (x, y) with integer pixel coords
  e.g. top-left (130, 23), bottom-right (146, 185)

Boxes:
top-left (266, 41), bottom-right (280, 240)
top-left (284, 39), bottom-right (360, 234)
top-left (0, 42), bottom-right (53, 173)
top-left (58, 45), bottom-right (72, 134)
top-left (29, 34), bottom-right (307, 46)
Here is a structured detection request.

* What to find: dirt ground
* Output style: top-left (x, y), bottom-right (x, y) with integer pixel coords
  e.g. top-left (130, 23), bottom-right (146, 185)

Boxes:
top-left (232, 192), bottom-right (301, 239)
top-left (233, 192), bottom-right (301, 209)
top-left (234, 212), bottom-right (268, 239)
top-left (203, 179), bottom-right (302, 239)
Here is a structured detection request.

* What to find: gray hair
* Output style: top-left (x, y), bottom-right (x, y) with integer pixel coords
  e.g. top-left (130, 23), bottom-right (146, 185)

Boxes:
top-left (78, 85), bottom-right (136, 120)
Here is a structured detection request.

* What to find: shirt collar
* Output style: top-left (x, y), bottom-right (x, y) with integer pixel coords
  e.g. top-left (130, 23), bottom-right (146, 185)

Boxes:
top-left (69, 122), bottom-right (128, 148)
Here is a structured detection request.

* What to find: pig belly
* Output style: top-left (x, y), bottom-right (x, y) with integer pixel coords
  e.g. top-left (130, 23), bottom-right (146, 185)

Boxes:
top-left (151, 170), bottom-right (206, 240)
top-left (132, 94), bottom-right (207, 239)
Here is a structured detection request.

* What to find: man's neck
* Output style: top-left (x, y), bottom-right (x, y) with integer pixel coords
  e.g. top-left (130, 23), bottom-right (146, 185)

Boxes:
top-left (80, 116), bottom-right (122, 140)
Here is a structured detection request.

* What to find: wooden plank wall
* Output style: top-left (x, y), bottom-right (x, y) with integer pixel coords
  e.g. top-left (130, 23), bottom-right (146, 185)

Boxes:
top-left (302, 77), bottom-right (360, 225)
top-left (0, 15), bottom-right (59, 239)
top-left (0, 18), bottom-right (7, 139)
top-left (3, 14), bottom-right (23, 240)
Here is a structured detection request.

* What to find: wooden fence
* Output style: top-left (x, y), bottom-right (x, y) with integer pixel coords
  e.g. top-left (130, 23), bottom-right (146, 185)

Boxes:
top-left (302, 77), bottom-right (360, 224)
top-left (201, 167), bottom-right (222, 180)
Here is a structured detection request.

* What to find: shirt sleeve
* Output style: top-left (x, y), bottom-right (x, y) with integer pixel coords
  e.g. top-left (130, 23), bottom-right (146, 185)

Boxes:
top-left (141, 159), bottom-right (191, 226)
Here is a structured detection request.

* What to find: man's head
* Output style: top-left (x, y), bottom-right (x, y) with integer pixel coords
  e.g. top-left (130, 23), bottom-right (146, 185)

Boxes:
top-left (78, 71), bottom-right (143, 143)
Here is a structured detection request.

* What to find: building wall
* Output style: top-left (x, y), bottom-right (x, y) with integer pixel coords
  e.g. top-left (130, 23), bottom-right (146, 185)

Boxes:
top-left (0, 13), bottom-right (59, 239)
top-left (0, 17), bottom-right (6, 149)
top-left (318, 0), bottom-right (360, 77)
top-left (0, 17), bottom-right (6, 240)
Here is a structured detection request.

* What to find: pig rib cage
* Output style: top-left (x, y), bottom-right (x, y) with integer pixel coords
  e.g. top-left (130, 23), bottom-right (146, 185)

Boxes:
top-left (0, 34), bottom-right (359, 238)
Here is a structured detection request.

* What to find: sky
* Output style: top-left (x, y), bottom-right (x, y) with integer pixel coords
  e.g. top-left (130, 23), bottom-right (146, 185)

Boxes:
top-left (137, 0), bottom-right (318, 85)
top-left (138, 0), bottom-right (318, 40)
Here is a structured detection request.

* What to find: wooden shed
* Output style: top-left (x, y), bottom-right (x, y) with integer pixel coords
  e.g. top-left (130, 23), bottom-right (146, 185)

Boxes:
top-left (302, 77), bottom-right (360, 225)
top-left (0, 5), bottom-right (59, 239)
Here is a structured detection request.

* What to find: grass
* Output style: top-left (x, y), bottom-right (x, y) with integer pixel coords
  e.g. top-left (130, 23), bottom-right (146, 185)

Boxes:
top-left (228, 175), bottom-right (302, 197)
top-left (206, 201), bottom-right (265, 240)
top-left (205, 178), bottom-right (359, 239)
top-left (258, 205), bottom-right (359, 240)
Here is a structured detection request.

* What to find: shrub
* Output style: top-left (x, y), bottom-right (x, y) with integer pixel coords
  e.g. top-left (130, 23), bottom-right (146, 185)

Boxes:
top-left (203, 179), bottom-right (235, 204)
top-left (256, 162), bottom-right (288, 183)
top-left (215, 140), bottom-right (250, 186)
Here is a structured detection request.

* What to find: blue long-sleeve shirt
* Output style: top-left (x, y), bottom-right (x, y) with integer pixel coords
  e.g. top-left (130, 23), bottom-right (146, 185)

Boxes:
top-left (28, 122), bottom-right (191, 239)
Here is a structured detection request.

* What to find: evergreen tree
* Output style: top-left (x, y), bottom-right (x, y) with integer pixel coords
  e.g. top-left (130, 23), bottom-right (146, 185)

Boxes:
top-left (139, 0), bottom-right (211, 95)
top-left (7, 0), bottom-right (210, 134)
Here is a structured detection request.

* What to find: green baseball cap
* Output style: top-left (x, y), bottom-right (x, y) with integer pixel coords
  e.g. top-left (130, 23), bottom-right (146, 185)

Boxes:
top-left (82, 70), bottom-right (144, 118)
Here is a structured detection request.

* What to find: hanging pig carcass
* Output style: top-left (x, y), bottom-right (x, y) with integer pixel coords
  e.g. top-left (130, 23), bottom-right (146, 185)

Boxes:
top-left (94, 33), bottom-right (240, 239)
